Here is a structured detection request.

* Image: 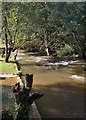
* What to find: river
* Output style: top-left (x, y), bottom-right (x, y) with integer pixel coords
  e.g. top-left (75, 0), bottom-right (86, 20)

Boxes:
top-left (16, 50), bottom-right (85, 118)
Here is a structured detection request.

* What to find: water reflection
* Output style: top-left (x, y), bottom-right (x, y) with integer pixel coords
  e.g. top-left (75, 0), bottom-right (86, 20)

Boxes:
top-left (33, 82), bottom-right (84, 118)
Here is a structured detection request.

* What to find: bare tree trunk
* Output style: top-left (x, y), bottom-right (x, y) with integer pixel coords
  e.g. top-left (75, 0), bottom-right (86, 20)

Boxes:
top-left (4, 16), bottom-right (9, 62)
top-left (6, 47), bottom-right (12, 62)
top-left (72, 32), bottom-right (85, 59)
top-left (4, 11), bottom-right (18, 62)
top-left (14, 49), bottom-right (18, 61)
top-left (44, 29), bottom-right (50, 56)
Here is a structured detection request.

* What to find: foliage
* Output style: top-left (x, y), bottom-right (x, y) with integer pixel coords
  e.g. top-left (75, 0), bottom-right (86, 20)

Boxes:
top-left (2, 108), bottom-right (14, 120)
top-left (51, 2), bottom-right (86, 58)
top-left (54, 44), bottom-right (74, 57)
top-left (1, 2), bottom-right (86, 60)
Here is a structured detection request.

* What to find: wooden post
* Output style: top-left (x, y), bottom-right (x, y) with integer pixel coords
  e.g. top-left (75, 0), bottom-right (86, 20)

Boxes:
top-left (22, 74), bottom-right (33, 96)
top-left (25, 74), bottom-right (33, 92)
top-left (13, 74), bottom-right (44, 120)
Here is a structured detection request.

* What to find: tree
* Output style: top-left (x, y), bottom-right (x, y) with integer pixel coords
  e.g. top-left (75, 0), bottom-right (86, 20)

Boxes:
top-left (51, 2), bottom-right (86, 58)
top-left (2, 2), bottom-right (19, 62)
top-left (2, 2), bottom-right (85, 60)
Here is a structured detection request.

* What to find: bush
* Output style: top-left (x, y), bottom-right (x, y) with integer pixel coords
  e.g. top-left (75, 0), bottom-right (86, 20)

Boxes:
top-left (55, 44), bottom-right (74, 57)
top-left (2, 108), bottom-right (14, 120)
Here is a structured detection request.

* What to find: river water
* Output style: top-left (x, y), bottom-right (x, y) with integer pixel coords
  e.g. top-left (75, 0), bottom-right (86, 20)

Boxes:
top-left (16, 50), bottom-right (85, 118)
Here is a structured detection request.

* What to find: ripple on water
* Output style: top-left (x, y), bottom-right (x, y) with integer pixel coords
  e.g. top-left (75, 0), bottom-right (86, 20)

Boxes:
top-left (69, 75), bottom-right (85, 83)
top-left (16, 51), bottom-right (85, 118)
top-left (17, 53), bottom-right (25, 56)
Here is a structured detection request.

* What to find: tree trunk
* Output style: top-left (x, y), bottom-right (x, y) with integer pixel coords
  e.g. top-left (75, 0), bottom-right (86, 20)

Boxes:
top-left (5, 47), bottom-right (12, 62)
top-left (4, 15), bottom-right (9, 62)
top-left (44, 29), bottom-right (50, 56)
top-left (79, 48), bottom-right (86, 59)
top-left (72, 32), bottom-right (86, 59)
top-left (4, 15), bottom-right (13, 62)
top-left (14, 49), bottom-right (18, 61)
top-left (5, 32), bottom-right (8, 62)
top-left (82, 51), bottom-right (86, 59)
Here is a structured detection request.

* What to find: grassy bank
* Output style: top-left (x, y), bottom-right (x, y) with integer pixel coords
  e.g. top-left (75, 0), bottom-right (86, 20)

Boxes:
top-left (0, 56), bottom-right (20, 75)
top-left (0, 56), bottom-right (21, 119)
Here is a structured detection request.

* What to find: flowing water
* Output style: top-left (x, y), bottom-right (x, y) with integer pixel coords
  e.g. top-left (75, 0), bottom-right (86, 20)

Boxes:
top-left (16, 50), bottom-right (85, 118)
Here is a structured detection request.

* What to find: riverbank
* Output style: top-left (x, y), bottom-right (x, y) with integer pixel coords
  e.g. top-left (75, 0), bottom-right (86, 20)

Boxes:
top-left (0, 56), bottom-right (42, 119)
top-left (0, 57), bottom-right (20, 76)
top-left (21, 49), bottom-right (84, 61)
top-left (0, 56), bottom-right (21, 119)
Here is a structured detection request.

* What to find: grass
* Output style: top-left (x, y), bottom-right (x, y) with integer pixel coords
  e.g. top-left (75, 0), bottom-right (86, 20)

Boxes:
top-left (0, 56), bottom-right (20, 75)
top-left (0, 43), bottom-right (5, 48)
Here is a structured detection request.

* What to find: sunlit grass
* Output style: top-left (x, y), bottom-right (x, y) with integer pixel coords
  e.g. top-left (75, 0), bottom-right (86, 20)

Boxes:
top-left (0, 44), bottom-right (5, 48)
top-left (0, 56), bottom-right (20, 75)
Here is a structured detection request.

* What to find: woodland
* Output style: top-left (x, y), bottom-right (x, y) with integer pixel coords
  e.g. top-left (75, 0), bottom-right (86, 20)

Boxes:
top-left (1, 2), bottom-right (86, 62)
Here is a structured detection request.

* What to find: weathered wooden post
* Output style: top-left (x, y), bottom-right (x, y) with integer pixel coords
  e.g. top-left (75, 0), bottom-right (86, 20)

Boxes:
top-left (25, 74), bottom-right (33, 92)
top-left (13, 74), bottom-right (43, 120)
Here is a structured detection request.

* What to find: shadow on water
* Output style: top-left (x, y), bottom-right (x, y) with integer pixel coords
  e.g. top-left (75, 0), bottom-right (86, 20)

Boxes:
top-left (15, 50), bottom-right (85, 118)
top-left (32, 81), bottom-right (85, 118)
